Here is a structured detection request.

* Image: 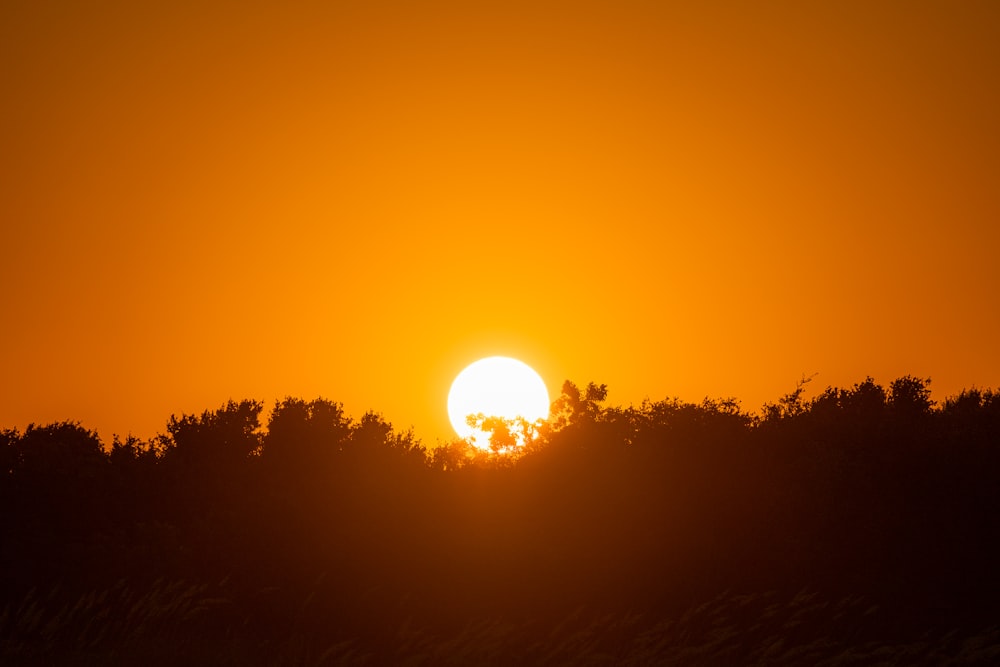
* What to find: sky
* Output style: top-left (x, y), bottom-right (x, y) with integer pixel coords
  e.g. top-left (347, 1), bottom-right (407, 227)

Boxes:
top-left (2, 1), bottom-right (999, 445)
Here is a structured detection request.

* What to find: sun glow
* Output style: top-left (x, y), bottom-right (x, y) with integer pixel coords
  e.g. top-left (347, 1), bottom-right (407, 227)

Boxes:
top-left (447, 357), bottom-right (550, 448)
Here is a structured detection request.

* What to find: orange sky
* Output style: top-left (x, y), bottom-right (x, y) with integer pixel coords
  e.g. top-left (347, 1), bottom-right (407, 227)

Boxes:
top-left (2, 1), bottom-right (999, 444)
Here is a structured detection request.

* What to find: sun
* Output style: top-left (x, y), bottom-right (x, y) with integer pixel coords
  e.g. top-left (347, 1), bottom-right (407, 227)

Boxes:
top-left (447, 356), bottom-right (550, 448)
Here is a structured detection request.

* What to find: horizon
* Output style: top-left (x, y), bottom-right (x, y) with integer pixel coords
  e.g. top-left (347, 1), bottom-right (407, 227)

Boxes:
top-left (3, 369), bottom-right (998, 663)
top-left (2, 370), bottom-right (990, 447)
top-left (3, 1), bottom-right (998, 447)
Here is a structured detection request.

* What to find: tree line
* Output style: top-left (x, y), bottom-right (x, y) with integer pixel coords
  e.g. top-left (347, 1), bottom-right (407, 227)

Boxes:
top-left (1, 376), bottom-right (999, 661)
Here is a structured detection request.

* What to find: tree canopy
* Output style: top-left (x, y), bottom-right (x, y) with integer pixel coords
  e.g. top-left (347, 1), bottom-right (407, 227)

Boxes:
top-left (2, 376), bottom-right (999, 662)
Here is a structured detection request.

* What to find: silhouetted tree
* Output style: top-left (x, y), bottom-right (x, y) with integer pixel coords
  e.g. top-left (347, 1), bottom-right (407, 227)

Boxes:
top-left (548, 380), bottom-right (608, 430)
top-left (840, 377), bottom-right (887, 419)
top-left (108, 433), bottom-right (163, 468)
top-left (0, 428), bottom-right (18, 484)
top-left (14, 422), bottom-right (106, 484)
top-left (941, 387), bottom-right (1000, 446)
top-left (261, 397), bottom-right (351, 487)
top-left (1, 423), bottom-right (112, 592)
top-left (160, 400), bottom-right (263, 520)
top-left (349, 411), bottom-right (423, 462)
top-left (2, 376), bottom-right (1000, 661)
top-left (166, 400), bottom-right (263, 469)
top-left (889, 376), bottom-right (934, 416)
top-left (761, 373), bottom-right (816, 422)
top-left (463, 414), bottom-right (540, 454)
top-left (429, 439), bottom-right (491, 471)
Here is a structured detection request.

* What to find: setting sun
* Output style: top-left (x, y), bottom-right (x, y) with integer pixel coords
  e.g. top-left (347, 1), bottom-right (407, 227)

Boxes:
top-left (447, 357), bottom-right (550, 447)
top-left (2, 0), bottom-right (999, 660)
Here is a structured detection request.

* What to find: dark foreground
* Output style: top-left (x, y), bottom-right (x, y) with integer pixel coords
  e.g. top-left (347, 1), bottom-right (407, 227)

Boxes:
top-left (2, 378), bottom-right (999, 664)
top-left (3, 584), bottom-right (999, 666)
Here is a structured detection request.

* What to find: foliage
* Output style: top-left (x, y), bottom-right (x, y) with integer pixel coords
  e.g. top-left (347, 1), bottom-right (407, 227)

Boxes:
top-left (548, 380), bottom-right (609, 430)
top-left (2, 375), bottom-right (1000, 662)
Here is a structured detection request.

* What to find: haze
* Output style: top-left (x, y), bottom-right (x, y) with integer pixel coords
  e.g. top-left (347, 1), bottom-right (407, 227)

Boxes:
top-left (2, 1), bottom-right (998, 442)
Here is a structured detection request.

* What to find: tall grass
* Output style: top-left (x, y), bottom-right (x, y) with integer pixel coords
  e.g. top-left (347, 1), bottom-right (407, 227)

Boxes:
top-left (2, 583), bottom-right (997, 665)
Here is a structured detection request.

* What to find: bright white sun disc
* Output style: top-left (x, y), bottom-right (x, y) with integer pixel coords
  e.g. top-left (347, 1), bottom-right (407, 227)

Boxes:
top-left (447, 356), bottom-right (550, 446)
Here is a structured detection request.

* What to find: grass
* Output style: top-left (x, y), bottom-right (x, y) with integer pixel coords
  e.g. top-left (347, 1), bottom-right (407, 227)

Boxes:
top-left (2, 583), bottom-right (998, 665)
